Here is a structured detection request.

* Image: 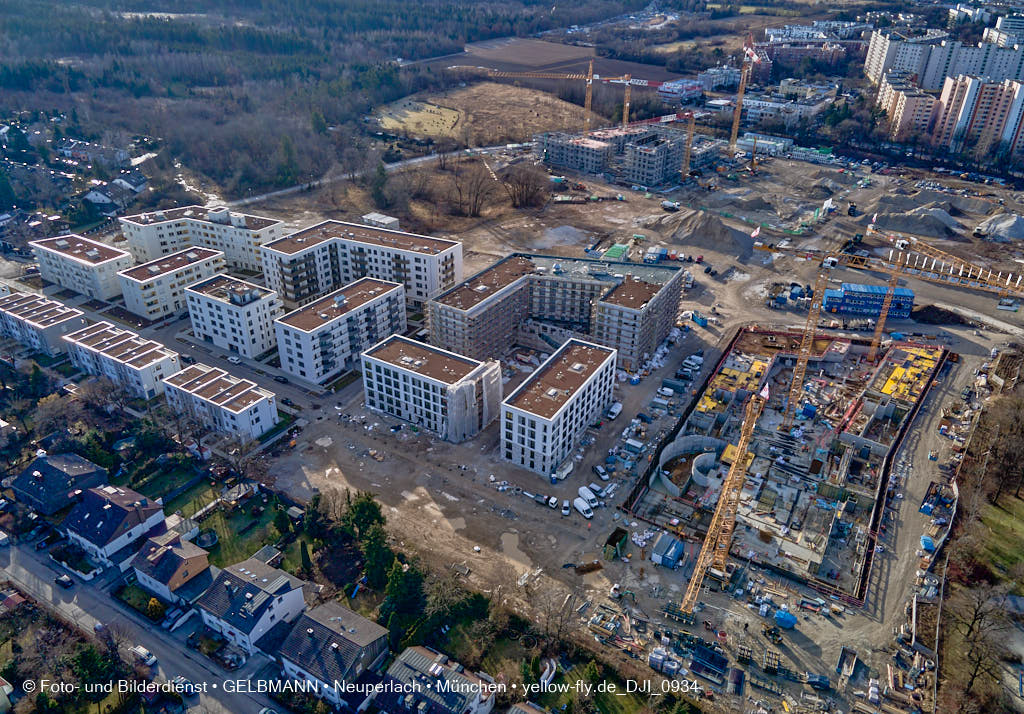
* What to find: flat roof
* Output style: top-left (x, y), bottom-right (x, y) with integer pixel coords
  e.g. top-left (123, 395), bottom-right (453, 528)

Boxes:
top-left (186, 275), bottom-right (275, 304)
top-left (30, 234), bottom-right (131, 265)
top-left (263, 220), bottom-right (458, 257)
top-left (276, 278), bottom-right (401, 332)
top-left (601, 276), bottom-right (662, 309)
top-left (120, 205), bottom-right (280, 231)
top-left (504, 339), bottom-right (615, 420)
top-left (163, 363), bottom-right (273, 413)
top-left (434, 253), bottom-right (681, 312)
top-left (119, 247), bottom-right (222, 282)
top-left (363, 335), bottom-right (482, 385)
top-left (63, 321), bottom-right (177, 369)
top-left (0, 291), bottom-right (84, 328)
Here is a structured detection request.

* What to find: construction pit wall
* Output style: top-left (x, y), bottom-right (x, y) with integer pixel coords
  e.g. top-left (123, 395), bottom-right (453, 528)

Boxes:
top-left (626, 328), bottom-right (945, 598)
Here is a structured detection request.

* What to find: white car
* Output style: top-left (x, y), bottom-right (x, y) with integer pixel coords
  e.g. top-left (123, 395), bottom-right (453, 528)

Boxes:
top-left (561, 500), bottom-right (571, 516)
top-left (227, 355), bottom-right (242, 365)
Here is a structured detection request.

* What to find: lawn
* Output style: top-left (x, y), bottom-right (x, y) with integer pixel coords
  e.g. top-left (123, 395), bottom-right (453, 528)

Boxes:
top-left (116, 583), bottom-right (164, 621)
top-left (535, 665), bottom-right (649, 714)
top-left (280, 538), bottom-right (304, 574)
top-left (131, 466), bottom-right (201, 502)
top-left (980, 495), bottom-right (1024, 589)
top-left (203, 496), bottom-right (287, 567)
top-left (162, 480), bottom-right (219, 518)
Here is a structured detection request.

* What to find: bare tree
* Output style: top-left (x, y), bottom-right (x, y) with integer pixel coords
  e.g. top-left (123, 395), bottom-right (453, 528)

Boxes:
top-left (77, 376), bottom-right (131, 414)
top-left (449, 160), bottom-right (495, 217)
top-left (501, 164), bottom-right (547, 208)
top-left (33, 393), bottom-right (81, 435)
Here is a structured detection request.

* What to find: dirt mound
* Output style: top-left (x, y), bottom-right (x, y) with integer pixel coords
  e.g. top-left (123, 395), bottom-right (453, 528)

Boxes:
top-left (867, 204), bottom-right (966, 239)
top-left (914, 189), bottom-right (994, 216)
top-left (976, 213), bottom-right (1024, 243)
top-left (811, 169), bottom-right (859, 186)
top-left (666, 211), bottom-right (753, 260)
top-left (912, 304), bottom-right (972, 325)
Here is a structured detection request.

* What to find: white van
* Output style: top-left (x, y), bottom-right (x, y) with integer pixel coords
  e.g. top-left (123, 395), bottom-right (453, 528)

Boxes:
top-left (130, 645), bottom-right (157, 667)
top-left (606, 402), bottom-right (623, 420)
top-left (573, 497), bottom-right (594, 519)
top-left (0, 530), bottom-right (9, 547)
top-left (578, 486), bottom-right (599, 509)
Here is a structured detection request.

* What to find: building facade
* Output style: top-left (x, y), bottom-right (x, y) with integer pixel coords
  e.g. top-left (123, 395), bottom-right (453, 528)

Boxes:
top-left (866, 29), bottom-right (1024, 90)
top-left (361, 335), bottom-right (502, 443)
top-left (186, 275), bottom-right (282, 359)
top-left (62, 485), bottom-right (164, 569)
top-left (118, 247), bottom-right (225, 320)
top-left (501, 339), bottom-right (616, 477)
top-left (62, 321), bottom-right (181, 399)
top-left (162, 363), bottom-right (279, 440)
top-left (119, 205), bottom-right (283, 271)
top-left (929, 75), bottom-right (1024, 157)
top-left (823, 283), bottom-right (914, 318)
top-left (0, 291), bottom-right (86, 355)
top-left (261, 221), bottom-right (462, 310)
top-left (275, 278), bottom-right (406, 384)
top-left (30, 234), bottom-right (133, 301)
top-left (428, 254), bottom-right (682, 372)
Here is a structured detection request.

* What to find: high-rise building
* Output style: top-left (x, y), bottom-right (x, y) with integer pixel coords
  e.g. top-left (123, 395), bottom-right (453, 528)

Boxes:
top-left (929, 75), bottom-right (1024, 157)
top-left (185, 275), bottom-right (282, 359)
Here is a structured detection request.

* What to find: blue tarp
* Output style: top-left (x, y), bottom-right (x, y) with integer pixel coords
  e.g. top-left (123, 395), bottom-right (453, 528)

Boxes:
top-left (920, 536), bottom-right (935, 552)
top-left (775, 610), bottom-right (798, 629)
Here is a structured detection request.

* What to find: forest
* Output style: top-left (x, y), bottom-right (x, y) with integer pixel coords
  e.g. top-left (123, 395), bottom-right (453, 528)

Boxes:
top-left (0, 0), bottom-right (648, 196)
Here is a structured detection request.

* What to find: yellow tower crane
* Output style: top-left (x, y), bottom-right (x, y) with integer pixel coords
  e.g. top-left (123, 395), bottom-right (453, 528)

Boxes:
top-left (729, 36), bottom-right (760, 156)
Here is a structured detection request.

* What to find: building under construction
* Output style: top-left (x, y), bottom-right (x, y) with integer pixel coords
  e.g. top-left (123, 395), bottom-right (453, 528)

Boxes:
top-left (625, 327), bottom-right (945, 600)
top-left (535, 125), bottom-right (725, 186)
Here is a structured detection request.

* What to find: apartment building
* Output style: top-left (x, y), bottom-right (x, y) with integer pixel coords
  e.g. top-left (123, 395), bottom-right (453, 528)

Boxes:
top-left (120, 205), bottom-right (283, 271)
top-left (275, 278), bottom-right (405, 384)
top-left (428, 254), bottom-right (682, 372)
top-left (930, 75), bottom-right (1024, 157)
top-left (890, 89), bottom-right (937, 141)
top-left (361, 334), bottom-right (502, 443)
top-left (697, 65), bottom-right (742, 90)
top-left (29, 234), bottom-right (133, 300)
top-left (118, 247), bottom-right (225, 320)
top-left (623, 133), bottom-right (685, 186)
top-left (984, 15), bottom-right (1024, 47)
top-left (62, 321), bottom-right (180, 399)
top-left (0, 291), bottom-right (86, 355)
top-left (501, 339), bottom-right (616, 477)
top-left (186, 275), bottom-right (282, 359)
top-left (261, 221), bottom-right (461, 310)
top-left (162, 363), bottom-right (279, 440)
top-left (535, 133), bottom-right (613, 174)
top-left (866, 29), bottom-right (1024, 90)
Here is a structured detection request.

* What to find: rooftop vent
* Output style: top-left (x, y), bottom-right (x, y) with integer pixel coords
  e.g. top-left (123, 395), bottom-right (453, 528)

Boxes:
top-left (545, 387), bottom-right (560, 398)
top-left (55, 239), bottom-right (69, 248)
top-left (570, 362), bottom-right (585, 373)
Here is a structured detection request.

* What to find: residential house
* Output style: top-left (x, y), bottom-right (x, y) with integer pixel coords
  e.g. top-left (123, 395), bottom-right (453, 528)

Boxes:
top-left (194, 557), bottom-right (311, 655)
top-left (276, 601), bottom-right (389, 708)
top-left (9, 452), bottom-right (107, 516)
top-left (61, 485), bottom-right (164, 570)
top-left (131, 531), bottom-right (218, 607)
top-left (375, 646), bottom-right (496, 714)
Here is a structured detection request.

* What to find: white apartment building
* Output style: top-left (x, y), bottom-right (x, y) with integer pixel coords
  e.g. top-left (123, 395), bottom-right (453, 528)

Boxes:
top-left (866, 29), bottom-right (1024, 90)
top-left (501, 339), bottom-right (616, 477)
top-left (120, 205), bottom-right (283, 271)
top-left (62, 321), bottom-right (180, 399)
top-left (186, 275), bottom-right (282, 359)
top-left (361, 334), bottom-right (502, 443)
top-left (162, 363), bottom-right (279, 440)
top-left (275, 278), bottom-right (405, 384)
top-left (261, 220), bottom-right (462, 309)
top-left (29, 234), bottom-right (133, 301)
top-left (0, 291), bottom-right (86, 355)
top-left (118, 247), bottom-right (225, 320)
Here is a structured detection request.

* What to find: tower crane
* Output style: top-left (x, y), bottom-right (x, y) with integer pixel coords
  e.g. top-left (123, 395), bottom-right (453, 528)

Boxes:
top-left (729, 35), bottom-right (761, 156)
top-left (756, 233), bottom-right (1024, 425)
top-left (679, 387), bottom-right (766, 620)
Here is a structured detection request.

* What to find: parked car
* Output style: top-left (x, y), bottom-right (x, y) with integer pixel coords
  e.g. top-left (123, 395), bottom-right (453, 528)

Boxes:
top-left (54, 574), bottom-right (74, 589)
top-left (226, 355), bottom-right (242, 365)
top-left (587, 482), bottom-right (606, 499)
top-left (273, 375), bottom-right (289, 384)
top-left (561, 500), bottom-right (571, 516)
top-left (573, 497), bottom-right (594, 519)
top-left (592, 464), bottom-right (609, 480)
top-left (180, 354), bottom-right (196, 365)
top-left (281, 397), bottom-right (295, 406)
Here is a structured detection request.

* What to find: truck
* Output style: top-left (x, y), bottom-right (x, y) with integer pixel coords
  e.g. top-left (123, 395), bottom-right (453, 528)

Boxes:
top-left (661, 200), bottom-right (681, 212)
top-left (130, 645), bottom-right (158, 667)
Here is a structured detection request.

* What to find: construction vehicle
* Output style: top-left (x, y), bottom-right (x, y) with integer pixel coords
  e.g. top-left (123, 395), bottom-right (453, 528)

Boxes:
top-left (762, 623), bottom-right (783, 644)
top-left (729, 35), bottom-right (761, 155)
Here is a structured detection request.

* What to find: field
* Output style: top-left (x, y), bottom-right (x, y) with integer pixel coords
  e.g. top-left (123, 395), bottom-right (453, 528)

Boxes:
top-left (429, 37), bottom-right (683, 81)
top-left (979, 496), bottom-right (1024, 589)
top-left (377, 82), bottom-right (603, 144)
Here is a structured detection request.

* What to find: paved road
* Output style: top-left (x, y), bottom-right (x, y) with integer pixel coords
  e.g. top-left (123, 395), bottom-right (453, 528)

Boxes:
top-left (0, 544), bottom-right (276, 714)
